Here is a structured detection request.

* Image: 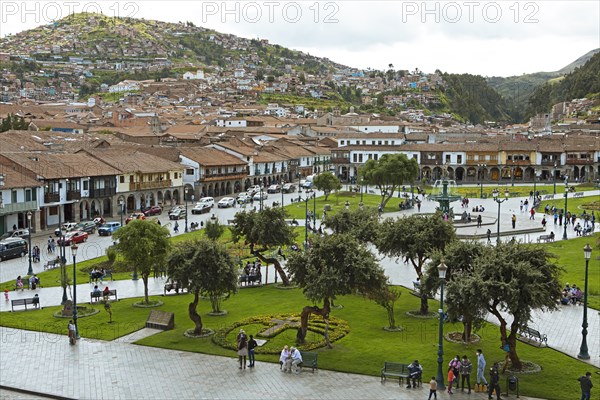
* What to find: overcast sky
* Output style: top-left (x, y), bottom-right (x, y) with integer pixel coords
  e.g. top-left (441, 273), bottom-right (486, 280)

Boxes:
top-left (1, 1), bottom-right (598, 76)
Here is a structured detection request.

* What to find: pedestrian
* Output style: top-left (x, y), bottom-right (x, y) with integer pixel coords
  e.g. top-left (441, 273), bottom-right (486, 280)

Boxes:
top-left (460, 355), bottom-right (472, 393)
top-left (16, 276), bottom-right (23, 291)
top-left (68, 320), bottom-right (76, 345)
top-left (428, 376), bottom-right (438, 399)
top-left (486, 229), bottom-right (491, 244)
top-left (519, 201), bottom-right (523, 213)
top-left (578, 371), bottom-right (593, 400)
top-left (4, 288), bottom-right (9, 301)
top-left (47, 236), bottom-right (52, 253)
top-left (475, 349), bottom-right (487, 392)
top-left (488, 363), bottom-right (501, 400)
top-left (477, 214), bottom-right (482, 228)
top-left (449, 355), bottom-right (460, 390)
top-left (511, 214), bottom-right (516, 229)
top-left (541, 217), bottom-right (547, 229)
top-left (236, 329), bottom-right (248, 369)
top-left (247, 334), bottom-right (257, 368)
top-left (530, 207), bottom-right (535, 220)
top-left (447, 366), bottom-right (455, 394)
top-left (50, 239), bottom-right (56, 253)
top-left (173, 221), bottom-right (179, 233)
top-left (417, 201), bottom-right (421, 212)
top-left (12, 224), bottom-right (17, 231)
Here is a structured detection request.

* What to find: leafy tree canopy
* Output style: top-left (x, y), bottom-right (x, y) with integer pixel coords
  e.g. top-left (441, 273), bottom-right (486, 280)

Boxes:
top-left (324, 207), bottom-right (379, 243)
top-left (312, 172), bottom-right (341, 201)
top-left (361, 153), bottom-right (418, 207)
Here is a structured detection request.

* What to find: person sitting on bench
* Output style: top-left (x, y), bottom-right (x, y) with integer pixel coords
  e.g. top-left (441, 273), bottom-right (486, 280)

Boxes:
top-left (407, 360), bottom-right (423, 388)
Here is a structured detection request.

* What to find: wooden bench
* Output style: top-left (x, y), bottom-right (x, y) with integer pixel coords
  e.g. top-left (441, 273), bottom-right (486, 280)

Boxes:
top-left (381, 362), bottom-right (410, 385)
top-left (164, 282), bottom-right (188, 296)
top-left (44, 258), bottom-right (60, 270)
top-left (89, 270), bottom-right (113, 283)
top-left (239, 274), bottom-right (262, 286)
top-left (542, 194), bottom-right (555, 200)
top-left (11, 297), bottom-right (40, 311)
top-left (297, 351), bottom-right (318, 373)
top-left (536, 234), bottom-right (554, 243)
top-left (90, 289), bottom-right (117, 303)
top-left (573, 192), bottom-right (584, 198)
top-left (519, 326), bottom-right (547, 346)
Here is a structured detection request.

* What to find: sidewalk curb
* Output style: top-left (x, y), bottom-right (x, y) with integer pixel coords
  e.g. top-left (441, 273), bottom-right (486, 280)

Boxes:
top-left (0, 385), bottom-right (75, 400)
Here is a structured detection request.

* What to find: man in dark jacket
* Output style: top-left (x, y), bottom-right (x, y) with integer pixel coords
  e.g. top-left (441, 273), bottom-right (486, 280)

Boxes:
top-left (488, 363), bottom-right (501, 400)
top-left (578, 372), bottom-right (593, 400)
top-left (460, 355), bottom-right (473, 393)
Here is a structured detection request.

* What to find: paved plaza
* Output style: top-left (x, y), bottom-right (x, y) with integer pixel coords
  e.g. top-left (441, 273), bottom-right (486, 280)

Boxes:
top-left (0, 188), bottom-right (598, 399)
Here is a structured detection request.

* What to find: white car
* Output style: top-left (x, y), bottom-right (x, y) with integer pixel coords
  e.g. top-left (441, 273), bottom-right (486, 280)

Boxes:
top-left (247, 185), bottom-right (261, 195)
top-left (218, 197), bottom-right (235, 208)
top-left (237, 192), bottom-right (251, 204)
top-left (253, 192), bottom-right (268, 201)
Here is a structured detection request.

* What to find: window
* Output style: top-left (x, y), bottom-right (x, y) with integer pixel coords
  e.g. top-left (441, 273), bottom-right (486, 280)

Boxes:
top-left (49, 206), bottom-right (58, 216)
top-left (31, 188), bottom-right (36, 201)
top-left (374, 154), bottom-right (379, 160)
top-left (120, 176), bottom-right (125, 183)
top-left (358, 154), bottom-right (363, 163)
top-left (186, 169), bottom-right (194, 175)
top-left (11, 190), bottom-right (17, 203)
top-left (457, 155), bottom-right (462, 164)
top-left (445, 155), bottom-right (451, 163)
top-left (353, 154), bottom-right (357, 163)
top-left (83, 181), bottom-right (89, 190)
top-left (25, 189), bottom-right (31, 202)
top-left (340, 140), bottom-right (345, 145)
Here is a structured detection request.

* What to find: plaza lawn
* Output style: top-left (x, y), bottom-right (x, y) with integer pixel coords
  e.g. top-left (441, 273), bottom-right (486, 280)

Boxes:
top-left (1, 285), bottom-right (594, 400)
top-left (453, 183), bottom-right (597, 199)
top-left (536, 196), bottom-right (600, 215)
top-left (283, 192), bottom-right (408, 219)
top-left (544, 235), bottom-right (600, 310)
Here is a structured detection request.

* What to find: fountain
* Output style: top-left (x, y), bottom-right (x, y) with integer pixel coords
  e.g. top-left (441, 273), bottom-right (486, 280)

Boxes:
top-left (428, 169), bottom-right (462, 216)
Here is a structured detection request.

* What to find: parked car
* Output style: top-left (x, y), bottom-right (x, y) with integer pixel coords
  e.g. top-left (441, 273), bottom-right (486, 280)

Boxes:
top-left (247, 185), bottom-right (261, 196)
top-left (98, 222), bottom-right (121, 236)
top-left (282, 183), bottom-right (296, 193)
top-left (0, 238), bottom-right (28, 260)
top-left (253, 192), bottom-right (268, 201)
top-left (93, 217), bottom-right (105, 226)
top-left (191, 203), bottom-right (211, 215)
top-left (74, 221), bottom-right (97, 234)
top-left (236, 192), bottom-right (251, 204)
top-left (196, 197), bottom-right (215, 208)
top-left (218, 197), bottom-right (235, 208)
top-left (143, 206), bottom-right (163, 216)
top-left (267, 184), bottom-right (281, 194)
top-left (0, 228), bottom-right (30, 240)
top-left (169, 208), bottom-right (187, 220)
top-left (125, 212), bottom-right (146, 224)
top-left (55, 222), bottom-right (77, 236)
top-left (58, 230), bottom-right (88, 246)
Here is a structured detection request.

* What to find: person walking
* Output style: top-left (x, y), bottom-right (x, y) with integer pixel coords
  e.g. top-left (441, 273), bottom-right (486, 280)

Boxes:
top-left (529, 207), bottom-right (535, 220)
top-left (173, 221), bottom-right (179, 233)
top-left (428, 376), bottom-right (438, 400)
top-left (447, 367), bottom-right (455, 394)
top-left (68, 320), bottom-right (76, 345)
top-left (460, 355), bottom-right (472, 393)
top-left (486, 229), bottom-right (491, 244)
top-left (475, 349), bottom-right (488, 392)
top-left (488, 363), bottom-right (501, 400)
top-left (247, 335), bottom-right (257, 368)
top-left (477, 214), bottom-right (482, 228)
top-left (511, 214), bottom-right (516, 229)
top-left (578, 371), bottom-right (593, 400)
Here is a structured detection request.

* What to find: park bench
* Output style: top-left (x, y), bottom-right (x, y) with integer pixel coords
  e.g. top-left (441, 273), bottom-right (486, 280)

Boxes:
top-left (11, 297), bottom-right (40, 311)
top-left (163, 281), bottom-right (188, 296)
top-left (90, 289), bottom-right (117, 303)
top-left (542, 194), bottom-right (555, 200)
top-left (519, 326), bottom-right (548, 346)
top-left (44, 258), bottom-right (60, 270)
top-left (297, 351), bottom-right (318, 373)
top-left (89, 270), bottom-right (113, 283)
top-left (227, 219), bottom-right (235, 225)
top-left (381, 362), bottom-right (411, 385)
top-left (573, 192), bottom-right (584, 198)
top-left (239, 274), bottom-right (262, 286)
top-left (536, 234), bottom-right (554, 243)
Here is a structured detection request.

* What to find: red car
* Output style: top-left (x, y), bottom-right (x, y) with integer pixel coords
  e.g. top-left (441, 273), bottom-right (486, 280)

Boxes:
top-left (125, 212), bottom-right (146, 224)
top-left (143, 206), bottom-right (163, 216)
top-left (58, 230), bottom-right (89, 246)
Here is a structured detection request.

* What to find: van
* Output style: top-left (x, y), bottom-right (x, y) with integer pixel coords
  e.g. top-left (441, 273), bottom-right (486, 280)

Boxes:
top-left (98, 222), bottom-right (121, 236)
top-left (196, 197), bottom-right (215, 208)
top-left (0, 238), bottom-right (28, 261)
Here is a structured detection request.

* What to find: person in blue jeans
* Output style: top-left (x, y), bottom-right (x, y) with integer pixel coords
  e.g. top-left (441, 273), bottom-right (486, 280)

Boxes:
top-left (247, 335), bottom-right (257, 368)
top-left (578, 372), bottom-right (593, 400)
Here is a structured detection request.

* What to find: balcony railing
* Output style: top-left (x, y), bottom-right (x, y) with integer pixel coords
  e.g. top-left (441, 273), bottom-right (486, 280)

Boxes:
top-left (566, 159), bottom-right (593, 165)
top-left (90, 187), bottom-right (116, 197)
top-left (129, 180), bottom-right (172, 191)
top-left (66, 191), bottom-right (81, 201)
top-left (199, 172), bottom-right (248, 182)
top-left (0, 200), bottom-right (37, 216)
top-left (541, 160), bottom-right (561, 167)
top-left (44, 193), bottom-right (59, 203)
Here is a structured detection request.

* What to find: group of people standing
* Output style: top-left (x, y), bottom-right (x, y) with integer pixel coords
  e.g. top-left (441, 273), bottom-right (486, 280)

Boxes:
top-left (236, 329), bottom-right (257, 369)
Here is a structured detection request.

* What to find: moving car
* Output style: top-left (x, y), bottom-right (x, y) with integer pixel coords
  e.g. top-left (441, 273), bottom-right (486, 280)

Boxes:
top-left (55, 222), bottom-right (77, 236)
top-left (253, 192), bottom-right (268, 201)
top-left (169, 208), bottom-right (187, 220)
top-left (93, 217), bottom-right (105, 226)
top-left (217, 197), bottom-right (235, 208)
top-left (282, 183), bottom-right (296, 193)
top-left (143, 206), bottom-right (163, 216)
top-left (0, 238), bottom-right (28, 260)
top-left (267, 184), bottom-right (281, 194)
top-left (98, 222), bottom-right (121, 236)
top-left (196, 197), bottom-right (215, 208)
top-left (0, 229), bottom-right (30, 240)
top-left (125, 212), bottom-right (146, 224)
top-left (247, 186), bottom-right (261, 196)
top-left (74, 221), bottom-right (97, 234)
top-left (191, 203), bottom-right (211, 214)
top-left (58, 230), bottom-right (89, 246)
top-left (236, 192), bottom-right (251, 204)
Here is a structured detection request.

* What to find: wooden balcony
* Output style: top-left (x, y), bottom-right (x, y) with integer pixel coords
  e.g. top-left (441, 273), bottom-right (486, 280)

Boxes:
top-left (129, 180), bottom-right (172, 191)
top-left (66, 191), bottom-right (81, 201)
top-left (566, 159), bottom-right (594, 165)
top-left (89, 187), bottom-right (116, 197)
top-left (199, 172), bottom-right (248, 182)
top-left (541, 160), bottom-right (561, 167)
top-left (44, 193), bottom-right (59, 203)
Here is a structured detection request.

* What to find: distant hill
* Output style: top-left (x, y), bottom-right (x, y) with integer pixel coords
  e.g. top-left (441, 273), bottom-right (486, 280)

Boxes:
top-left (487, 49), bottom-right (600, 121)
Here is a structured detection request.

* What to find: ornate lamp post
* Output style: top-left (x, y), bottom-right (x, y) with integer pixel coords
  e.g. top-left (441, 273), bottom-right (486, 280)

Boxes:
top-left (184, 188), bottom-right (189, 233)
top-left (71, 242), bottom-right (79, 339)
top-left (260, 185), bottom-right (264, 212)
top-left (313, 192), bottom-right (317, 228)
top-left (360, 177), bottom-right (364, 203)
top-left (478, 164), bottom-right (486, 198)
top-left (577, 244), bottom-right (593, 360)
top-left (492, 189), bottom-right (509, 244)
top-left (119, 199), bottom-right (124, 228)
top-left (563, 181), bottom-right (569, 240)
top-left (304, 195), bottom-right (309, 249)
top-left (532, 168), bottom-right (537, 196)
top-left (436, 262), bottom-right (448, 390)
top-left (26, 211), bottom-right (33, 276)
top-left (281, 180), bottom-right (285, 209)
top-left (553, 162), bottom-right (557, 195)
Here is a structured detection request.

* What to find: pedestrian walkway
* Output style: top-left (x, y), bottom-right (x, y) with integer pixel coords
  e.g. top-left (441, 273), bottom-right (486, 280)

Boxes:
top-left (0, 326), bottom-right (537, 400)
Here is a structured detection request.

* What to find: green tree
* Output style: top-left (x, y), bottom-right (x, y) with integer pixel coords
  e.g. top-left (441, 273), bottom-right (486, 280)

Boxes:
top-left (286, 233), bottom-right (389, 347)
top-left (324, 207), bottom-right (379, 242)
top-left (0, 113), bottom-right (28, 132)
top-left (371, 286), bottom-right (401, 330)
top-left (424, 240), bottom-right (487, 342)
top-left (112, 220), bottom-right (171, 304)
top-left (361, 153), bottom-right (418, 208)
top-left (312, 172), bottom-right (341, 201)
top-left (375, 214), bottom-right (456, 314)
top-left (230, 208), bottom-right (296, 285)
top-left (470, 242), bottom-right (562, 370)
top-left (166, 239), bottom-right (238, 334)
top-left (205, 218), bottom-right (225, 241)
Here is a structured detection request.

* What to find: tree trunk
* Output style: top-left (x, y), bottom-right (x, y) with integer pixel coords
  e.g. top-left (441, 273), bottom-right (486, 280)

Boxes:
top-left (142, 274), bottom-right (149, 304)
top-left (419, 292), bottom-right (429, 315)
top-left (462, 318), bottom-right (473, 342)
top-left (296, 298), bottom-right (331, 347)
top-left (386, 304), bottom-right (396, 329)
top-left (324, 192), bottom-right (330, 201)
top-left (252, 246), bottom-right (290, 285)
top-left (210, 293), bottom-right (221, 313)
top-left (380, 185), bottom-right (396, 207)
top-left (189, 290), bottom-right (203, 335)
top-left (507, 319), bottom-right (522, 370)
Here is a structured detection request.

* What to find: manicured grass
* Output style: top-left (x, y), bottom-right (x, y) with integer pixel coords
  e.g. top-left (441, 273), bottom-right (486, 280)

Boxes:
top-left (2, 285), bottom-right (595, 400)
top-left (453, 184), bottom-right (596, 199)
top-left (544, 236), bottom-right (600, 310)
top-left (536, 196), bottom-right (599, 215)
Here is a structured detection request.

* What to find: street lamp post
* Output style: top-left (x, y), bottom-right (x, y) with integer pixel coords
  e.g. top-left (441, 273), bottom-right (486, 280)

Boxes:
top-left (184, 188), bottom-right (189, 233)
top-left (553, 162), bottom-right (557, 195)
top-left (360, 177), bottom-right (364, 203)
top-left (260, 185), bottom-right (264, 212)
top-left (304, 196), bottom-right (309, 248)
top-left (478, 164), bottom-right (486, 198)
top-left (26, 211), bottom-right (33, 276)
top-left (313, 192), bottom-right (316, 228)
top-left (281, 180), bottom-right (284, 209)
top-left (577, 244), bottom-right (593, 360)
top-left (436, 262), bottom-right (448, 390)
top-left (492, 189), bottom-right (509, 244)
top-left (71, 242), bottom-right (79, 339)
top-left (563, 182), bottom-right (569, 240)
top-left (119, 199), bottom-right (124, 228)
top-left (532, 169), bottom-right (537, 197)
